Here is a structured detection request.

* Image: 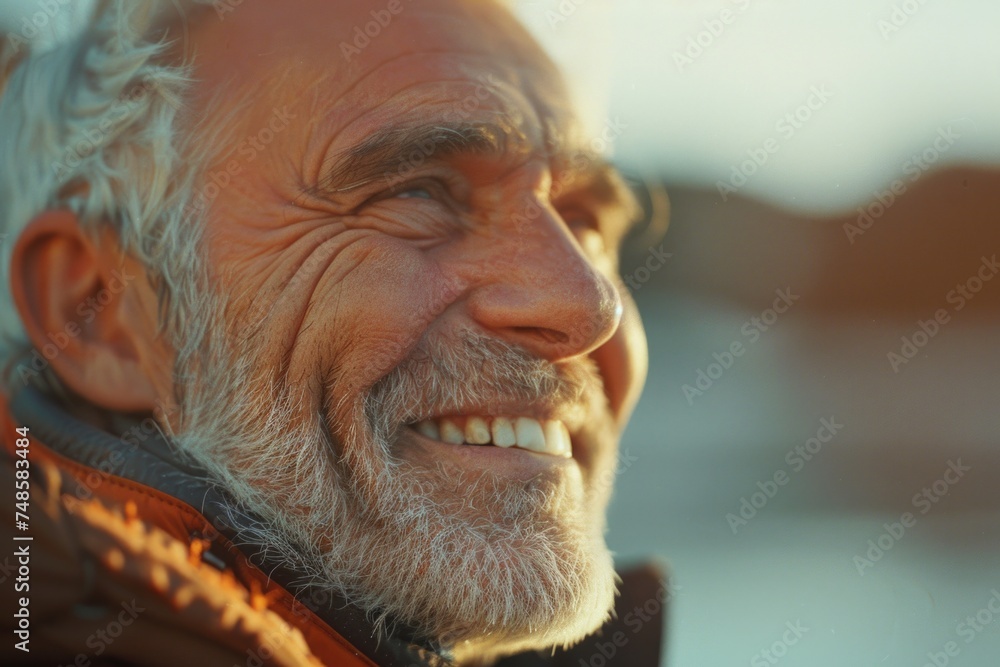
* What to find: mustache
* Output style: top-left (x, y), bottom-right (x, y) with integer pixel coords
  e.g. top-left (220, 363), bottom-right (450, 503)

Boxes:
top-left (363, 330), bottom-right (604, 439)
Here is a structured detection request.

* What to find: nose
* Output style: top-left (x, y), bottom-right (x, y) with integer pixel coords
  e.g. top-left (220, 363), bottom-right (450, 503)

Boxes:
top-left (465, 202), bottom-right (623, 362)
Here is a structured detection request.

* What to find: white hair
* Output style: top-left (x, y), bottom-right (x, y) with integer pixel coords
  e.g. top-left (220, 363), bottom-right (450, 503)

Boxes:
top-left (0, 0), bottom-right (215, 391)
top-left (0, 2), bottom-right (621, 658)
top-left (171, 317), bottom-right (618, 659)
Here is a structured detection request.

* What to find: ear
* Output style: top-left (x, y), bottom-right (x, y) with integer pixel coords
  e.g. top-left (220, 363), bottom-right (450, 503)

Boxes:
top-left (10, 210), bottom-right (167, 413)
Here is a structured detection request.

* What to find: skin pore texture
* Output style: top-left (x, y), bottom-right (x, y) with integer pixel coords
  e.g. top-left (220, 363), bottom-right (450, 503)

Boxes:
top-left (10, 0), bottom-right (650, 663)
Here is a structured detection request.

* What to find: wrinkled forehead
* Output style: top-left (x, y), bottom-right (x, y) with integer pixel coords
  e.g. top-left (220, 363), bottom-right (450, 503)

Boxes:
top-left (175, 0), bottom-right (582, 154)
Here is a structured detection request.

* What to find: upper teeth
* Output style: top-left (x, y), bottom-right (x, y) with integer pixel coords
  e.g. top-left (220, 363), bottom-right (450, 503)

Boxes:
top-left (413, 416), bottom-right (572, 458)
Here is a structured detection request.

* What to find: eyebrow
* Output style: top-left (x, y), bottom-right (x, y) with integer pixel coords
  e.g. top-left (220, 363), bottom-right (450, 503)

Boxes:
top-left (315, 121), bottom-right (523, 195)
top-left (313, 120), bottom-right (642, 226)
top-left (551, 154), bottom-right (643, 224)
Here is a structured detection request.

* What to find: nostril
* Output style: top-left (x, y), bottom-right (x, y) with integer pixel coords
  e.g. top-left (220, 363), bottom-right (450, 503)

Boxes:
top-left (511, 326), bottom-right (569, 345)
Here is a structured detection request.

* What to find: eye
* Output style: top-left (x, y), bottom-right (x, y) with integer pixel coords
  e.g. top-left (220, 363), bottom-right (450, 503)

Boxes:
top-left (370, 178), bottom-right (457, 206)
top-left (358, 177), bottom-right (469, 227)
top-left (560, 209), bottom-right (607, 256)
top-left (394, 187), bottom-right (434, 200)
top-left (563, 213), bottom-right (594, 233)
top-left (560, 207), bottom-right (599, 237)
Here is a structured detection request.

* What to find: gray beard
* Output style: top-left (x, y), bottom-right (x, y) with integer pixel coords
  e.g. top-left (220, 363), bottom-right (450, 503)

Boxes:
top-left (168, 325), bottom-right (618, 659)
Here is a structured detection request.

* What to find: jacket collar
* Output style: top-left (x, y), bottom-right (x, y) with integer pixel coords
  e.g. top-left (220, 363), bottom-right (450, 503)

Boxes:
top-left (9, 384), bottom-right (452, 667)
top-left (9, 383), bottom-right (666, 667)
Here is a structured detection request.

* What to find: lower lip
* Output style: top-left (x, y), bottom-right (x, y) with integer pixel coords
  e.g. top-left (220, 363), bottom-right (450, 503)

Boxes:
top-left (399, 426), bottom-right (579, 481)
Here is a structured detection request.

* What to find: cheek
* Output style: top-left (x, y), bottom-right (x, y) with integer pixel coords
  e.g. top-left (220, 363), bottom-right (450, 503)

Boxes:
top-left (301, 237), bottom-right (464, 408)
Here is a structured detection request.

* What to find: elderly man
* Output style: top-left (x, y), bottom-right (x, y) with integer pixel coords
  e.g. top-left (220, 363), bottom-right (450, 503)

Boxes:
top-left (0, 1), bottom-right (664, 664)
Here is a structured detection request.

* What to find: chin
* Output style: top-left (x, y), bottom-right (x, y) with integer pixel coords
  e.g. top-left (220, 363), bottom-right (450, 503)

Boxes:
top-left (177, 323), bottom-right (622, 661)
top-left (325, 435), bottom-right (620, 661)
top-left (373, 523), bottom-right (619, 663)
top-left (448, 542), bottom-right (619, 663)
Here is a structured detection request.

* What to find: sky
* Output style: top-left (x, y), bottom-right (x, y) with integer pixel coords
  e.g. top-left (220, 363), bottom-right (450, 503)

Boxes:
top-left (4, 0), bottom-right (999, 214)
top-left (513, 0), bottom-right (1000, 214)
top-left (3, 3), bottom-right (999, 666)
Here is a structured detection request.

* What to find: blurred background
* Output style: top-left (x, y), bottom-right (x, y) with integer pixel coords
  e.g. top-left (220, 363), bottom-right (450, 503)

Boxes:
top-left (4, 0), bottom-right (999, 664)
top-left (510, 1), bottom-right (1000, 665)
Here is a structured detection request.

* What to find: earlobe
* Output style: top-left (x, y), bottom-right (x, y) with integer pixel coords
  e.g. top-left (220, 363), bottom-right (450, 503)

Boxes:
top-left (10, 210), bottom-right (162, 413)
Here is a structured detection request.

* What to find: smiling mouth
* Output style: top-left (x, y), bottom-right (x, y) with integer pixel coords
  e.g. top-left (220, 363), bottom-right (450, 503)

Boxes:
top-left (406, 415), bottom-right (572, 458)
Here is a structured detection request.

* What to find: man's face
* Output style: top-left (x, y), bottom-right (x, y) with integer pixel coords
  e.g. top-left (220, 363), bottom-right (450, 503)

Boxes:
top-left (164, 0), bottom-right (648, 659)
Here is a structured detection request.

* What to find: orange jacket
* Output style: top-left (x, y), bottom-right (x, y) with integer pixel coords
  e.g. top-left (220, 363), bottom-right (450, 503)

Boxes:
top-left (0, 394), bottom-right (378, 666)
top-left (0, 386), bottom-right (665, 666)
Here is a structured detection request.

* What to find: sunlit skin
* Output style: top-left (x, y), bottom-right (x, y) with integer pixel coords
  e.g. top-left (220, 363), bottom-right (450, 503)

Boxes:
top-left (11, 0), bottom-right (649, 661)
top-left (159, 0), bottom-right (648, 482)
